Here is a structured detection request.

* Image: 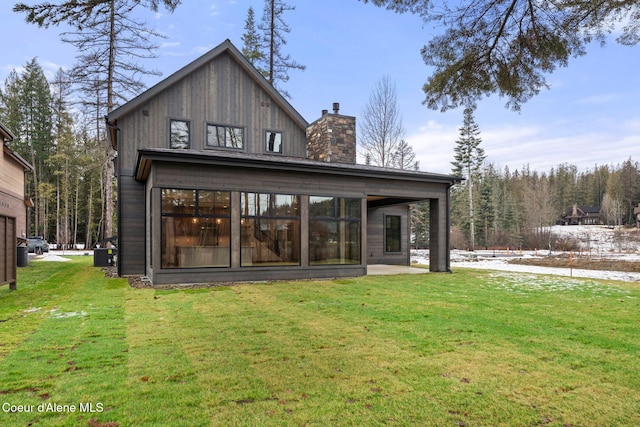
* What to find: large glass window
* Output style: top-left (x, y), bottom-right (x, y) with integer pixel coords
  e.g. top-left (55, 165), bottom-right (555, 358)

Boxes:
top-left (206, 124), bottom-right (244, 149)
top-left (309, 197), bottom-right (361, 265)
top-left (265, 131), bottom-right (282, 153)
top-left (161, 189), bottom-right (230, 268)
top-left (385, 215), bottom-right (402, 253)
top-left (170, 119), bottom-right (190, 149)
top-left (241, 193), bottom-right (300, 266)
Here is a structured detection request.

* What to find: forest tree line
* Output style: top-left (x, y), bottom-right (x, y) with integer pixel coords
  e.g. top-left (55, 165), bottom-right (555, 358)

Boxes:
top-left (0, 59), bottom-right (111, 249)
top-left (444, 159), bottom-right (640, 251)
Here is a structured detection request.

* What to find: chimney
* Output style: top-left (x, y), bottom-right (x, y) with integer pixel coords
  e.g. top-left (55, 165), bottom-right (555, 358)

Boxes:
top-left (306, 103), bottom-right (356, 164)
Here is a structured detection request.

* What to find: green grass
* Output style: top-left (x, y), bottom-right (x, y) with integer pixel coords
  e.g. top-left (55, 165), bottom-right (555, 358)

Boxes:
top-left (1, 258), bottom-right (639, 426)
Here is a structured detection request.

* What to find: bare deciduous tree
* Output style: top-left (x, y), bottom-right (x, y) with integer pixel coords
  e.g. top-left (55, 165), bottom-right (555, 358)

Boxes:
top-left (359, 75), bottom-right (405, 167)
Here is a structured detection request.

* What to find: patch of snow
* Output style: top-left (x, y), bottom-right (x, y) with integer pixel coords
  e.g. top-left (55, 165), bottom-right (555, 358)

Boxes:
top-left (34, 253), bottom-right (72, 262)
top-left (50, 310), bottom-right (87, 319)
top-left (412, 225), bottom-right (640, 282)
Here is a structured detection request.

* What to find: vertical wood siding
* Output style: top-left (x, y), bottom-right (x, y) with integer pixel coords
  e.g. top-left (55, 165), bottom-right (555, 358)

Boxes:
top-left (366, 205), bottom-right (410, 265)
top-left (117, 52), bottom-right (307, 176)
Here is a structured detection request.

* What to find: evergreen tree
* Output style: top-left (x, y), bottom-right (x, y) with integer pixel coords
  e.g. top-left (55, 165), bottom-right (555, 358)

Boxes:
top-left (16, 0), bottom-right (181, 241)
top-left (392, 139), bottom-right (419, 170)
top-left (411, 202), bottom-right (429, 248)
top-left (476, 167), bottom-right (496, 249)
top-left (258, 0), bottom-right (306, 98)
top-left (0, 59), bottom-right (54, 238)
top-left (361, 0), bottom-right (640, 111)
top-left (48, 68), bottom-right (78, 249)
top-left (241, 7), bottom-right (265, 74)
top-left (619, 158), bottom-right (639, 224)
top-left (451, 106), bottom-right (485, 251)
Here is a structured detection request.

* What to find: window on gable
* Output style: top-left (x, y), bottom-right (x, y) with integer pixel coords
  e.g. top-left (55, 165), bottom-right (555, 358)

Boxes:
top-left (265, 131), bottom-right (282, 153)
top-left (206, 124), bottom-right (244, 149)
top-left (170, 119), bottom-right (190, 149)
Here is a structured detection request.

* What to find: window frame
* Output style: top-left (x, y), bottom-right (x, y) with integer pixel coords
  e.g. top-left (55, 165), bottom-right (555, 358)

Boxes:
top-left (309, 196), bottom-right (362, 266)
top-left (169, 118), bottom-right (190, 149)
top-left (384, 214), bottom-right (402, 253)
top-left (264, 130), bottom-right (283, 154)
top-left (205, 123), bottom-right (245, 150)
top-left (240, 192), bottom-right (301, 267)
top-left (160, 188), bottom-right (231, 269)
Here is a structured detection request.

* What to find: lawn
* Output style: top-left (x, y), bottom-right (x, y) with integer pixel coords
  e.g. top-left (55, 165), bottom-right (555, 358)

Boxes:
top-left (1, 257), bottom-right (639, 426)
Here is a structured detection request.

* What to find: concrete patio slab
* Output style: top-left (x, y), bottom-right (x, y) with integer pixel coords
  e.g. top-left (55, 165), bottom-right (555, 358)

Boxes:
top-left (367, 264), bottom-right (430, 275)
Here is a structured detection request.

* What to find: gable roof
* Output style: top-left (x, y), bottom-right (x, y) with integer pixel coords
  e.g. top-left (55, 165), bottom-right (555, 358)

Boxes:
top-left (107, 39), bottom-right (308, 149)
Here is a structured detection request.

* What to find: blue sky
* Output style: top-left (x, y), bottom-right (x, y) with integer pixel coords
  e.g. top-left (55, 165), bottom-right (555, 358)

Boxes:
top-left (2, 0), bottom-right (639, 175)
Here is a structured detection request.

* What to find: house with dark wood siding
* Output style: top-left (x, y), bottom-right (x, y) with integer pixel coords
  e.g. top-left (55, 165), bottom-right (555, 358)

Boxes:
top-left (107, 39), bottom-right (461, 285)
top-left (561, 204), bottom-right (603, 225)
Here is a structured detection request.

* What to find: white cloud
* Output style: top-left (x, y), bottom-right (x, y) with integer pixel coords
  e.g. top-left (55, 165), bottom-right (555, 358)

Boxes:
top-left (160, 41), bottom-right (181, 49)
top-left (575, 93), bottom-right (623, 105)
top-left (405, 115), bottom-right (639, 175)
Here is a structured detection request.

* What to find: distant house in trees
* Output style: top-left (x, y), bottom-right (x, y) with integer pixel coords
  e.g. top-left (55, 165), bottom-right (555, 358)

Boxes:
top-left (561, 204), bottom-right (603, 225)
top-left (106, 39), bottom-right (460, 285)
top-left (1, 121), bottom-right (33, 290)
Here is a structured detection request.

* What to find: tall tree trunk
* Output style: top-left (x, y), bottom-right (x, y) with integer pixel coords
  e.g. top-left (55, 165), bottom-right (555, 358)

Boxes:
top-left (268, 0), bottom-right (275, 83)
top-left (468, 169), bottom-right (475, 251)
top-left (103, 0), bottom-right (117, 240)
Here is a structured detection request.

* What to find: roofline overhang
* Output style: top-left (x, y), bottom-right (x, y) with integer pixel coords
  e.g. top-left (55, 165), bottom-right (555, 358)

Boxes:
top-left (134, 148), bottom-right (463, 187)
top-left (3, 144), bottom-right (33, 172)
top-left (0, 121), bottom-right (16, 142)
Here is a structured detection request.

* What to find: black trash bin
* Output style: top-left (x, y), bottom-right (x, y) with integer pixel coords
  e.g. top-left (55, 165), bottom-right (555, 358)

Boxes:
top-left (94, 248), bottom-right (115, 267)
top-left (17, 246), bottom-right (29, 267)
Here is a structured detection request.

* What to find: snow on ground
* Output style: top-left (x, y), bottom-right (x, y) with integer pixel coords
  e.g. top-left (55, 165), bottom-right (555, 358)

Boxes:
top-left (32, 252), bottom-right (72, 262)
top-left (413, 225), bottom-right (640, 282)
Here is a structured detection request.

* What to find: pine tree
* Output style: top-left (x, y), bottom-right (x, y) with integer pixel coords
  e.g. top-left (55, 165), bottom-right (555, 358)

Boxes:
top-left (16, 0), bottom-right (180, 241)
top-left (476, 169), bottom-right (495, 249)
top-left (362, 0), bottom-right (640, 111)
top-left (258, 0), bottom-right (305, 98)
top-left (48, 68), bottom-right (78, 249)
top-left (241, 7), bottom-right (265, 74)
top-left (392, 139), bottom-right (419, 170)
top-left (0, 59), bottom-right (54, 238)
top-left (411, 202), bottom-right (430, 248)
top-left (451, 107), bottom-right (485, 251)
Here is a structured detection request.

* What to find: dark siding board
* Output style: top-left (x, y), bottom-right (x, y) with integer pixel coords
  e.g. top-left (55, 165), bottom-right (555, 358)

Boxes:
top-left (151, 265), bottom-right (367, 285)
top-left (153, 162), bottom-right (370, 197)
top-left (119, 176), bottom-right (146, 275)
top-left (429, 196), bottom-right (449, 272)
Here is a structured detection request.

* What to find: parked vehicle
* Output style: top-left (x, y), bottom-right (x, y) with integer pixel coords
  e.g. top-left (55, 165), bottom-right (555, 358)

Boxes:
top-left (27, 237), bottom-right (49, 254)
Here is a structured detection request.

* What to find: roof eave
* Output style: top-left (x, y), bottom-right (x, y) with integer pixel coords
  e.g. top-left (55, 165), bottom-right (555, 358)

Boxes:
top-left (3, 145), bottom-right (33, 172)
top-left (134, 148), bottom-right (462, 186)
